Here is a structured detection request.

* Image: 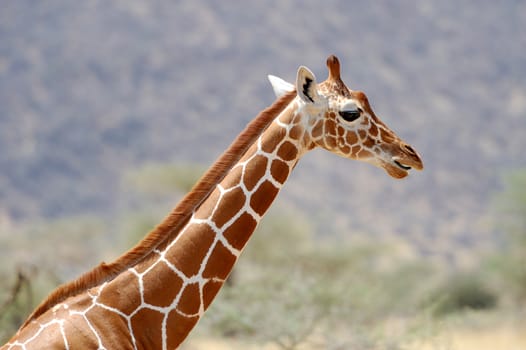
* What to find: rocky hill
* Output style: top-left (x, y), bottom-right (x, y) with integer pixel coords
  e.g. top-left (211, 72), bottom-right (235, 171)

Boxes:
top-left (1, 0), bottom-right (525, 263)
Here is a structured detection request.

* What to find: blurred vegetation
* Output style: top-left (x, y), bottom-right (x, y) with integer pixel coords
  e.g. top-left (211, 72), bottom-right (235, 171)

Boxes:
top-left (0, 269), bottom-right (33, 342)
top-left (0, 265), bottom-right (61, 343)
top-left (418, 169), bottom-right (526, 322)
top-left (489, 168), bottom-right (526, 304)
top-left (123, 162), bottom-right (206, 196)
top-left (424, 273), bottom-right (497, 317)
top-left (2, 166), bottom-right (526, 347)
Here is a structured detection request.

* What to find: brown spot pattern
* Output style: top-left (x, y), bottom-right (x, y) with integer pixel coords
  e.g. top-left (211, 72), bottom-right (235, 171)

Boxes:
top-left (289, 124), bottom-right (303, 140)
top-left (352, 145), bottom-right (362, 154)
top-left (357, 148), bottom-right (373, 158)
top-left (326, 118), bottom-right (337, 135)
top-left (261, 129), bottom-right (285, 153)
top-left (277, 141), bottom-right (298, 161)
top-left (223, 212), bottom-right (257, 250)
top-left (363, 137), bottom-right (376, 148)
top-left (87, 305), bottom-right (133, 348)
top-left (166, 223), bottom-right (215, 277)
top-left (142, 262), bottom-right (184, 307)
top-left (346, 132), bottom-right (358, 145)
top-left (177, 283), bottom-right (201, 315)
top-left (202, 242), bottom-right (237, 280)
top-left (250, 180), bottom-right (279, 216)
top-left (341, 144), bottom-right (351, 154)
top-left (369, 123), bottom-right (378, 136)
top-left (326, 136), bottom-right (337, 149)
top-left (270, 159), bottom-right (290, 185)
top-left (98, 271), bottom-right (142, 315)
top-left (131, 308), bottom-right (164, 348)
top-left (243, 155), bottom-right (268, 191)
top-left (202, 280), bottom-right (223, 310)
top-left (211, 186), bottom-right (246, 228)
top-left (165, 312), bottom-right (199, 349)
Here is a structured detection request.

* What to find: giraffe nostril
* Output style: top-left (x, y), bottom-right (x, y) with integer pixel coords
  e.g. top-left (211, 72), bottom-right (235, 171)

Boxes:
top-left (403, 144), bottom-right (416, 155)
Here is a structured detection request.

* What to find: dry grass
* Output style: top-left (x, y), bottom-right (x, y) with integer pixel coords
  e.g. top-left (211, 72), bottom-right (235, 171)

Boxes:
top-left (450, 327), bottom-right (526, 350)
top-left (408, 327), bottom-right (526, 350)
top-left (184, 324), bottom-right (526, 350)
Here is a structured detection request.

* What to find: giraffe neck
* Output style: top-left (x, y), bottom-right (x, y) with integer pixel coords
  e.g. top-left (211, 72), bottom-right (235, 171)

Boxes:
top-left (20, 99), bottom-right (307, 350)
top-left (113, 100), bottom-right (304, 348)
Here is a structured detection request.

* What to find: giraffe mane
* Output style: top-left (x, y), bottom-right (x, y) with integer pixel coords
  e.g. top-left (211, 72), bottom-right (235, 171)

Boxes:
top-left (21, 89), bottom-right (297, 328)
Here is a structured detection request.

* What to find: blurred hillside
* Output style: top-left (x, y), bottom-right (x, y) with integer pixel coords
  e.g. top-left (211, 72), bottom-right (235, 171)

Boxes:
top-left (1, 0), bottom-right (525, 263)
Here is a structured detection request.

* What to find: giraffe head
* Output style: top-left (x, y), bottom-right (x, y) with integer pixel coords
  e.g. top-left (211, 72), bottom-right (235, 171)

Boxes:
top-left (269, 55), bottom-right (423, 179)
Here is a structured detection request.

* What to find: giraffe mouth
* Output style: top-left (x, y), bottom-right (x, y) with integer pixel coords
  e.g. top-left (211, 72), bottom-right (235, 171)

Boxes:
top-left (394, 160), bottom-right (412, 171)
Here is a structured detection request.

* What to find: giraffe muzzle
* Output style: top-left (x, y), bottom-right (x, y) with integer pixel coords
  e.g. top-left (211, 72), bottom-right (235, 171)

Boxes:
top-left (389, 150), bottom-right (424, 177)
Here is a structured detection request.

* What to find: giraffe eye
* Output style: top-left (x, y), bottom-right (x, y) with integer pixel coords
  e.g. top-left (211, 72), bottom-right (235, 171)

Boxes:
top-left (339, 109), bottom-right (361, 122)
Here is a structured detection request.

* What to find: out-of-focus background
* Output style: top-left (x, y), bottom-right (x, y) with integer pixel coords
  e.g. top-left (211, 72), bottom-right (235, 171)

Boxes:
top-left (1, 1), bottom-right (525, 348)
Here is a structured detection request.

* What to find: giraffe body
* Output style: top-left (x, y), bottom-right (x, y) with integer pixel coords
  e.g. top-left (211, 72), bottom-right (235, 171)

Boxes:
top-left (3, 56), bottom-right (423, 349)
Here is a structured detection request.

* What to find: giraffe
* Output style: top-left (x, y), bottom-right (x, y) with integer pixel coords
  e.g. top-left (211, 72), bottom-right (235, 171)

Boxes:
top-left (2, 55), bottom-right (423, 349)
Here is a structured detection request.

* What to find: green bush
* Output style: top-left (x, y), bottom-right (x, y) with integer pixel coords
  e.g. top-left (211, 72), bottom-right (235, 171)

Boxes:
top-left (425, 273), bottom-right (497, 317)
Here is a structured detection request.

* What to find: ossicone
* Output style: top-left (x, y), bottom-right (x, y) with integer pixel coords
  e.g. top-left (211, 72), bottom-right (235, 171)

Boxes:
top-left (326, 54), bottom-right (341, 81)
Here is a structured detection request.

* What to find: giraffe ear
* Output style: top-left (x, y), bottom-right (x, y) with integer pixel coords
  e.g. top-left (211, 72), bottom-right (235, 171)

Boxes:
top-left (296, 66), bottom-right (320, 104)
top-left (268, 75), bottom-right (295, 98)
